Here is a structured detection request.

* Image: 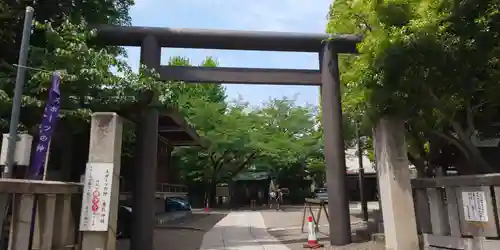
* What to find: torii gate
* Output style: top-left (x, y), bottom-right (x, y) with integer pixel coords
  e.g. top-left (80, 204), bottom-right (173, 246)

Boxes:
top-left (94, 24), bottom-right (361, 248)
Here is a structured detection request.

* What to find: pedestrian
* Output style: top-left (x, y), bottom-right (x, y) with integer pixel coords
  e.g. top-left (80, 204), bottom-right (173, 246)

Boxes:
top-left (258, 189), bottom-right (263, 205)
top-left (269, 190), bottom-right (276, 208)
top-left (275, 185), bottom-right (283, 211)
top-left (250, 186), bottom-right (258, 210)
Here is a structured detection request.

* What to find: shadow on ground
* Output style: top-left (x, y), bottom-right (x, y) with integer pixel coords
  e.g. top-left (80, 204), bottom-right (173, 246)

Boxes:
top-left (350, 209), bottom-right (380, 221)
top-left (202, 225), bottom-right (308, 248)
top-left (261, 207), bottom-right (384, 249)
top-left (116, 212), bottom-right (228, 250)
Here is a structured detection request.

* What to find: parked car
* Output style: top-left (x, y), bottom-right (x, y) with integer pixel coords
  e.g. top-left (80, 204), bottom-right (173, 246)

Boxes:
top-left (314, 188), bottom-right (328, 201)
top-left (165, 197), bottom-right (191, 212)
top-left (116, 198), bottom-right (191, 239)
top-left (116, 205), bottom-right (132, 238)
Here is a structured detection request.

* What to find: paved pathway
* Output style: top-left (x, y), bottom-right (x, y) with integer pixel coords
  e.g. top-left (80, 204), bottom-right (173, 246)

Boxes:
top-left (200, 211), bottom-right (289, 250)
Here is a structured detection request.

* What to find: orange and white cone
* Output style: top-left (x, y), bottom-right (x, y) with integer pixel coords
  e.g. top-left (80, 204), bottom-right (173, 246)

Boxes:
top-left (205, 199), bottom-right (210, 213)
top-left (303, 216), bottom-right (323, 249)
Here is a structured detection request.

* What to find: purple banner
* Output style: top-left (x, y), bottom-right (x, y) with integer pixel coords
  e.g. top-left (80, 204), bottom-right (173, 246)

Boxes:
top-left (29, 72), bottom-right (61, 179)
top-left (27, 72), bottom-right (62, 249)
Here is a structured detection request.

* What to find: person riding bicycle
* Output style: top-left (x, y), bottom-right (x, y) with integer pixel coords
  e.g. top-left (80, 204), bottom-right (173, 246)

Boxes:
top-left (274, 185), bottom-right (284, 210)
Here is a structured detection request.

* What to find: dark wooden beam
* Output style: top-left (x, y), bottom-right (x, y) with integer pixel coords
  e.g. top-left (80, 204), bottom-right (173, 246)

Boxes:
top-left (160, 108), bottom-right (201, 144)
top-left (412, 174), bottom-right (500, 188)
top-left (158, 126), bottom-right (185, 132)
top-left (158, 66), bottom-right (322, 85)
top-left (167, 141), bottom-right (200, 146)
top-left (93, 25), bottom-right (361, 53)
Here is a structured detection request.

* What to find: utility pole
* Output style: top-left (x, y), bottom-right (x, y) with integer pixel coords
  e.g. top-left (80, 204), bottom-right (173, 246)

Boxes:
top-left (3, 6), bottom-right (34, 177)
top-left (0, 7), bottom-right (34, 249)
top-left (356, 121), bottom-right (369, 222)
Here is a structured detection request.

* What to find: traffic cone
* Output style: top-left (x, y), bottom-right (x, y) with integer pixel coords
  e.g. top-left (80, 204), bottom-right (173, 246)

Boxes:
top-left (303, 216), bottom-right (323, 249)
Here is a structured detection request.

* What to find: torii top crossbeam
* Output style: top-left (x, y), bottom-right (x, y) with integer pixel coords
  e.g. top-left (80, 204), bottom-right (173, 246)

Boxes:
top-left (94, 25), bottom-right (361, 53)
top-left (93, 25), bottom-right (361, 86)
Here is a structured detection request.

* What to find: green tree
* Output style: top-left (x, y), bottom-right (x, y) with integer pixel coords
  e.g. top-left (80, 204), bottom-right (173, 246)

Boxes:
top-left (0, 18), bottom-right (228, 180)
top-left (252, 98), bottom-right (318, 180)
top-left (1, 0), bottom-right (134, 73)
top-left (175, 96), bottom-right (320, 204)
top-left (175, 98), bottom-right (260, 204)
top-left (327, 0), bottom-right (500, 175)
top-left (0, 20), bottom-right (167, 133)
top-left (166, 56), bottom-right (226, 108)
top-left (0, 20), bottom-right (175, 178)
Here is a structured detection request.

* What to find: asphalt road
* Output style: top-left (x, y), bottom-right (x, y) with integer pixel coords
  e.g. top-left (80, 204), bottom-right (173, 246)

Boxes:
top-left (116, 211), bottom-right (228, 250)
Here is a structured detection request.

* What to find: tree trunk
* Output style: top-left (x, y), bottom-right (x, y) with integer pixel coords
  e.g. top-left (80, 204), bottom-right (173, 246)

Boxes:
top-left (433, 128), bottom-right (493, 174)
top-left (206, 178), bottom-right (217, 208)
top-left (451, 121), bottom-right (494, 173)
top-left (407, 152), bottom-right (427, 178)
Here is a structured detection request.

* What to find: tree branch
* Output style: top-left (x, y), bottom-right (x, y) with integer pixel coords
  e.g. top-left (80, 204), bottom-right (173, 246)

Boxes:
top-left (227, 152), bottom-right (258, 179)
top-left (472, 101), bottom-right (488, 110)
top-left (354, 14), bottom-right (373, 32)
top-left (210, 149), bottom-right (231, 170)
top-left (465, 103), bottom-right (476, 137)
top-left (431, 130), bottom-right (470, 159)
top-left (406, 124), bottom-right (428, 160)
top-left (422, 85), bottom-right (456, 120)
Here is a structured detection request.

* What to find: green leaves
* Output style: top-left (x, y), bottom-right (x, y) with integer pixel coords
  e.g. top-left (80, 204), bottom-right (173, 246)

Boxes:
top-left (327, 0), bottom-right (500, 173)
top-left (175, 95), bottom-right (320, 185)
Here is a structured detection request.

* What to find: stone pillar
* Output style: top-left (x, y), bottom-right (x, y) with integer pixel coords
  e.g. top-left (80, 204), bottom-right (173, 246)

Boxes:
top-left (374, 118), bottom-right (419, 249)
top-left (319, 43), bottom-right (351, 245)
top-left (131, 109), bottom-right (159, 250)
top-left (81, 112), bottom-right (123, 250)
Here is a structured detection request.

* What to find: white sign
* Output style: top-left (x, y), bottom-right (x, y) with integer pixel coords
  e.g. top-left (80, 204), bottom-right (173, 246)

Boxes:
top-left (0, 134), bottom-right (33, 166)
top-left (79, 162), bottom-right (114, 231)
top-left (462, 191), bottom-right (489, 222)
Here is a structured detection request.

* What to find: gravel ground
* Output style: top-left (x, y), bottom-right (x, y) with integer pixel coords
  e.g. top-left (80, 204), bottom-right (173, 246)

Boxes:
top-left (116, 211), bottom-right (228, 250)
top-left (261, 206), bottom-right (385, 250)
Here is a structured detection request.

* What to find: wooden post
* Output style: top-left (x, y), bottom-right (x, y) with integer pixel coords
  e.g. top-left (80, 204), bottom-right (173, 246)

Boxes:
top-left (414, 188), bottom-right (432, 234)
top-left (131, 108), bottom-right (158, 250)
top-left (319, 43), bottom-right (351, 246)
top-left (8, 194), bottom-right (35, 250)
top-left (130, 34), bottom-right (160, 250)
top-left (80, 113), bottom-right (123, 250)
top-left (31, 140), bottom-right (53, 250)
top-left (428, 188), bottom-right (450, 235)
top-left (33, 194), bottom-right (57, 250)
top-left (52, 194), bottom-right (75, 248)
top-left (374, 118), bottom-right (419, 249)
top-left (42, 140), bottom-right (51, 181)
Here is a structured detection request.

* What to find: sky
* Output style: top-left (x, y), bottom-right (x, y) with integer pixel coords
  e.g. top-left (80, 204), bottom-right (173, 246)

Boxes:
top-left (125, 0), bottom-right (333, 106)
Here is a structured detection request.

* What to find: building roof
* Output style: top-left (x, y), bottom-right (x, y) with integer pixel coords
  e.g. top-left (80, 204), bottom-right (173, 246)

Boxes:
top-left (233, 171), bottom-right (269, 181)
top-left (157, 107), bottom-right (201, 146)
top-left (115, 105), bottom-right (201, 146)
top-left (345, 148), bottom-right (376, 174)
